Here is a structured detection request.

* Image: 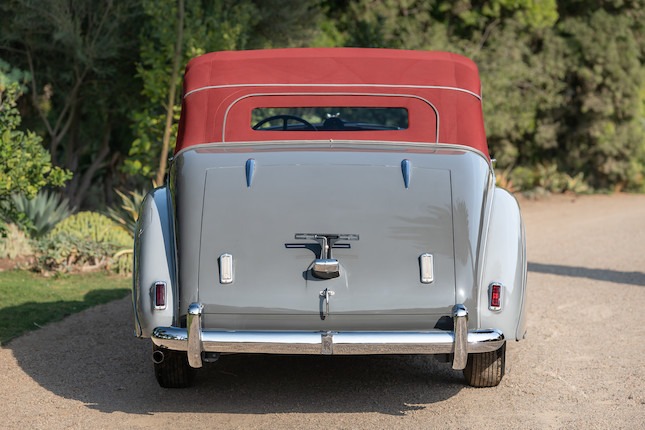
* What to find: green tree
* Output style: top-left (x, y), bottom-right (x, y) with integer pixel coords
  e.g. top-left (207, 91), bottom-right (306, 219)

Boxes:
top-left (331, 0), bottom-right (557, 51)
top-left (0, 0), bottom-right (142, 208)
top-left (126, 0), bottom-right (325, 183)
top-left (330, 0), bottom-right (645, 191)
top-left (125, 0), bottom-right (257, 182)
top-left (0, 61), bottom-right (71, 222)
top-left (555, 5), bottom-right (645, 190)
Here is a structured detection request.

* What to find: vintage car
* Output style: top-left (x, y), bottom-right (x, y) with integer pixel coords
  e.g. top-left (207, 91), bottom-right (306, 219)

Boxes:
top-left (133, 48), bottom-right (527, 388)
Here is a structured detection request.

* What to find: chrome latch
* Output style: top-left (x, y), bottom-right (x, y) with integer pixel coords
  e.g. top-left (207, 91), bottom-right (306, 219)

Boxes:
top-left (312, 259), bottom-right (340, 279)
top-left (319, 288), bottom-right (335, 320)
top-left (293, 233), bottom-right (358, 279)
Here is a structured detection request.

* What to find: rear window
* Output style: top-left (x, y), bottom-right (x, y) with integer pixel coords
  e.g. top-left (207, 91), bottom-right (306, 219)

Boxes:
top-left (251, 107), bottom-right (408, 131)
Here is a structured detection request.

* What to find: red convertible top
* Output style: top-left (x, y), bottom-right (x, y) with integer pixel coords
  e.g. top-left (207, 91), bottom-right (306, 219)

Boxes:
top-left (175, 48), bottom-right (488, 157)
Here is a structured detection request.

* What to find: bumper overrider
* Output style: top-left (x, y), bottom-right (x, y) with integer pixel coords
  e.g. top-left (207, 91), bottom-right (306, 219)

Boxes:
top-left (151, 303), bottom-right (505, 370)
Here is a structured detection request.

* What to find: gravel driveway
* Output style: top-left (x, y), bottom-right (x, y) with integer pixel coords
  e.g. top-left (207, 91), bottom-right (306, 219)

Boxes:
top-left (1, 194), bottom-right (643, 429)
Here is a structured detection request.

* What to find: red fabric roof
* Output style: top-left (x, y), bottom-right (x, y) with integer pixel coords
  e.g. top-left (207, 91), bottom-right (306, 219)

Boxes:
top-left (175, 48), bottom-right (488, 156)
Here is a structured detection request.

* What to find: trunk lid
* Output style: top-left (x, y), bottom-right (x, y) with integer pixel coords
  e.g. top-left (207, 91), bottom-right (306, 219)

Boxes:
top-left (197, 151), bottom-right (456, 327)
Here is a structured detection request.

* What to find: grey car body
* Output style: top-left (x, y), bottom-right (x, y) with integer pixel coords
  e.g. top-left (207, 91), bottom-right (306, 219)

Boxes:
top-left (132, 48), bottom-right (527, 388)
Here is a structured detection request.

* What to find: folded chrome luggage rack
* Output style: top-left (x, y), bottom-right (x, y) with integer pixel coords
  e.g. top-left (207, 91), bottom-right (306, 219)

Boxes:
top-left (151, 303), bottom-right (505, 371)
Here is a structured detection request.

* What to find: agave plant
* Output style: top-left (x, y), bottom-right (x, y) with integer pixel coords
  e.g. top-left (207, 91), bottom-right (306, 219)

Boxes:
top-left (7, 190), bottom-right (73, 238)
top-left (106, 189), bottom-right (146, 237)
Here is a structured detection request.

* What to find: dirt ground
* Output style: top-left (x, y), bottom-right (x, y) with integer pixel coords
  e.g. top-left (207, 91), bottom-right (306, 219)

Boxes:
top-left (1, 194), bottom-right (643, 429)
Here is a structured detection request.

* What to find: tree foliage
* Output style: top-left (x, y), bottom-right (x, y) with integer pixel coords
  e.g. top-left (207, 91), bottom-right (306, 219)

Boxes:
top-left (555, 6), bottom-right (645, 189)
top-left (0, 61), bottom-right (71, 202)
top-left (329, 0), bottom-right (645, 191)
top-left (125, 0), bottom-right (256, 182)
top-left (1, 0), bottom-right (644, 205)
top-left (0, 0), bottom-right (141, 208)
top-left (125, 0), bottom-right (324, 183)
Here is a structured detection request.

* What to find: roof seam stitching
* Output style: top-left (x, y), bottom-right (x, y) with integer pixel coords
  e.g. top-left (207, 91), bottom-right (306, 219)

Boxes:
top-left (184, 84), bottom-right (481, 100)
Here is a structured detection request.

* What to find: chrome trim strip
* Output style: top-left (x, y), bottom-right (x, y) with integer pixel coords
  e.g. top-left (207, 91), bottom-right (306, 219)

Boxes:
top-left (475, 163), bottom-right (500, 328)
top-left (173, 140), bottom-right (492, 167)
top-left (184, 83), bottom-right (482, 101)
top-left (151, 303), bottom-right (505, 368)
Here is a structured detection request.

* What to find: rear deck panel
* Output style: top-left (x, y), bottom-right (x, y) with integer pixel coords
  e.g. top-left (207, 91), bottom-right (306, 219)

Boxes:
top-left (172, 142), bottom-right (492, 331)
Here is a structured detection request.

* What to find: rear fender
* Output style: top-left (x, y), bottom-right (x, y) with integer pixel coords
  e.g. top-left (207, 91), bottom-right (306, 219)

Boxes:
top-left (479, 188), bottom-right (527, 341)
top-left (132, 187), bottom-right (177, 338)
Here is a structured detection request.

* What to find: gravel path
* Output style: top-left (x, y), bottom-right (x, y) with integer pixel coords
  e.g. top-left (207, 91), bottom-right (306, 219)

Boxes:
top-left (1, 194), bottom-right (643, 429)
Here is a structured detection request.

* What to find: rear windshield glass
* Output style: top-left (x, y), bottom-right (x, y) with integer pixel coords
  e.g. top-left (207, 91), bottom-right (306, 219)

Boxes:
top-left (251, 107), bottom-right (408, 131)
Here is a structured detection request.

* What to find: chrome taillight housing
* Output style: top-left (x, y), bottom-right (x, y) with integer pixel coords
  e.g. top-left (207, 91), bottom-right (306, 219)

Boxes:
top-left (488, 282), bottom-right (503, 311)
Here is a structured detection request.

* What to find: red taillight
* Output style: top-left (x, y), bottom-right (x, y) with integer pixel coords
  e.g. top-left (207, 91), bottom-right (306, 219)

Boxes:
top-left (489, 283), bottom-right (502, 311)
top-left (154, 281), bottom-right (166, 310)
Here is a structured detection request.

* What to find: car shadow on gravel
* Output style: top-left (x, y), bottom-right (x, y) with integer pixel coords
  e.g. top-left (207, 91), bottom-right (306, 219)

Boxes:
top-left (0, 289), bottom-right (130, 345)
top-left (528, 262), bottom-right (645, 287)
top-left (6, 297), bottom-right (465, 416)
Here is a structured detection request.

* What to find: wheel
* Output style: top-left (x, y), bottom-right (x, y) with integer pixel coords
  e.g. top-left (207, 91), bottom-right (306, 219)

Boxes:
top-left (253, 114), bottom-right (317, 130)
top-left (463, 342), bottom-right (506, 387)
top-left (152, 344), bottom-right (195, 388)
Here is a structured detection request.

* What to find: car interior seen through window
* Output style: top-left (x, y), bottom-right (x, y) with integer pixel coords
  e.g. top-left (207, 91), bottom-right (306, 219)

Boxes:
top-left (252, 107), bottom-right (408, 131)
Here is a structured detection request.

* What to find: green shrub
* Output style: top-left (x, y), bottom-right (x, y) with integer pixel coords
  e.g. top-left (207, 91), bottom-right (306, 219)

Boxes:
top-left (0, 72), bottom-right (72, 201)
top-left (35, 212), bottom-right (133, 274)
top-left (507, 167), bottom-right (536, 192)
top-left (507, 164), bottom-right (590, 195)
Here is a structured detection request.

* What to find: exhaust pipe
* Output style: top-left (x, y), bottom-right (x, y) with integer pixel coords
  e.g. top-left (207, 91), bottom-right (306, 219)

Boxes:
top-left (152, 349), bottom-right (165, 364)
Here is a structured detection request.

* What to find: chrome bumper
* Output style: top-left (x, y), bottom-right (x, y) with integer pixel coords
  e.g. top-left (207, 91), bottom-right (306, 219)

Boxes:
top-left (151, 303), bottom-right (505, 371)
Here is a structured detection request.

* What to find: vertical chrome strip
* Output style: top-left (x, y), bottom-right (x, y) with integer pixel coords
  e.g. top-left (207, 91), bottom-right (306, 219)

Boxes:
top-left (452, 304), bottom-right (468, 370)
top-left (187, 302), bottom-right (204, 368)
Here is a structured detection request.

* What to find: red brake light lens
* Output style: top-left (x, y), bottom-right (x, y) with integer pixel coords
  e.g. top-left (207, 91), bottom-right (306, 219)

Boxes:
top-left (489, 283), bottom-right (502, 311)
top-left (154, 281), bottom-right (166, 310)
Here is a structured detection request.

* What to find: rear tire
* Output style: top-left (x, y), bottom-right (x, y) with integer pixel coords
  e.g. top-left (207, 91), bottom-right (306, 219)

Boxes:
top-left (463, 342), bottom-right (506, 387)
top-left (153, 345), bottom-right (195, 388)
